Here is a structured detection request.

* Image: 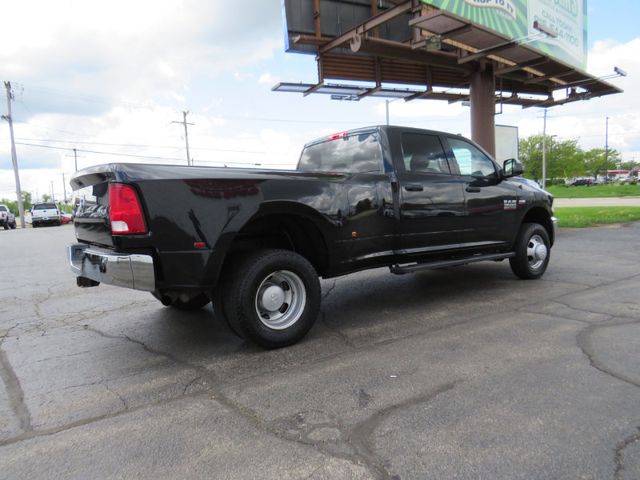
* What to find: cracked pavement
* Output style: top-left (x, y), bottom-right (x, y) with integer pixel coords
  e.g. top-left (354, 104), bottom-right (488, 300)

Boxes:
top-left (0, 224), bottom-right (639, 479)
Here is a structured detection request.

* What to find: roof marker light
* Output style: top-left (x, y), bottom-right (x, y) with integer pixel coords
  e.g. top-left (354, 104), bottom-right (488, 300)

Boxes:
top-left (327, 132), bottom-right (347, 141)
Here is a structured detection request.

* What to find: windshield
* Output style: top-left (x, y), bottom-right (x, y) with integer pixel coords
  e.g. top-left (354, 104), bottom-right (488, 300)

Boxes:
top-left (33, 203), bottom-right (57, 210)
top-left (0, 206), bottom-right (7, 212)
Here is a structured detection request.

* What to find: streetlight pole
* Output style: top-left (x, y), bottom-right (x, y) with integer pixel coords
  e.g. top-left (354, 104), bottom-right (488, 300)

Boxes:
top-left (542, 109), bottom-right (547, 188)
top-left (604, 116), bottom-right (609, 182)
top-left (385, 99), bottom-right (390, 125)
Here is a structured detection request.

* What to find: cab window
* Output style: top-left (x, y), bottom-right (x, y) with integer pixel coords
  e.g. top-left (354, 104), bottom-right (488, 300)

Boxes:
top-left (298, 132), bottom-right (382, 174)
top-left (401, 133), bottom-right (450, 174)
top-left (448, 137), bottom-right (496, 178)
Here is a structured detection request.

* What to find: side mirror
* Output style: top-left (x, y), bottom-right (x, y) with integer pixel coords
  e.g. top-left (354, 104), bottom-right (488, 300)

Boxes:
top-left (502, 158), bottom-right (524, 178)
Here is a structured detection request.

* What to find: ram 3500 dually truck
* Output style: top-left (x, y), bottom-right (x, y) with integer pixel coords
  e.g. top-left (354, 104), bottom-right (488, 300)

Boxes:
top-left (68, 126), bottom-right (556, 348)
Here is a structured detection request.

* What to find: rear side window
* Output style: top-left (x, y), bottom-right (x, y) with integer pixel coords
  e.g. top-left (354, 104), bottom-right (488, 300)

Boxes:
top-left (0, 206), bottom-right (7, 212)
top-left (298, 132), bottom-right (382, 174)
top-left (33, 203), bottom-right (57, 210)
top-left (401, 133), bottom-right (451, 174)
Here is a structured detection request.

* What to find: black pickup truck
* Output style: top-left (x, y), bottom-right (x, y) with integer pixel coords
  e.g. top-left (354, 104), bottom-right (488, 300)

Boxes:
top-left (68, 126), bottom-right (556, 348)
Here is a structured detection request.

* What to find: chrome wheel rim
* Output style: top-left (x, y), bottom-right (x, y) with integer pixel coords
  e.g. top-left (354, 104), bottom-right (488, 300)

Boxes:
top-left (255, 270), bottom-right (306, 330)
top-left (527, 234), bottom-right (548, 271)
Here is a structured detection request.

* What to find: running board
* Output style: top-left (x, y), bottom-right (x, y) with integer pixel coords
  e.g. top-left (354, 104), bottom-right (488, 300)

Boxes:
top-left (390, 252), bottom-right (515, 274)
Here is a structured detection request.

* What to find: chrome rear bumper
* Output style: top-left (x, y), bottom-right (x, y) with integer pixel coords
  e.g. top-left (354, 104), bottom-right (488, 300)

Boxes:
top-left (67, 243), bottom-right (155, 292)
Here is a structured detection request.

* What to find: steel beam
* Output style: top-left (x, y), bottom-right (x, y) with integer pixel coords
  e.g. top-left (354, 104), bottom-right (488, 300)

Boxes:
top-left (494, 58), bottom-right (547, 76)
top-left (458, 41), bottom-right (517, 65)
top-left (319, 1), bottom-right (412, 54)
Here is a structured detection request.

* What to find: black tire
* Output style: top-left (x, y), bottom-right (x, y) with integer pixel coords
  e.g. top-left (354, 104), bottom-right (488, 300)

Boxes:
top-left (221, 249), bottom-right (320, 349)
top-left (212, 282), bottom-right (244, 338)
top-left (2, 224), bottom-right (8, 231)
top-left (509, 222), bottom-right (551, 279)
top-left (10, 222), bottom-right (16, 229)
top-left (152, 292), bottom-right (211, 311)
top-left (32, 222), bottom-right (38, 228)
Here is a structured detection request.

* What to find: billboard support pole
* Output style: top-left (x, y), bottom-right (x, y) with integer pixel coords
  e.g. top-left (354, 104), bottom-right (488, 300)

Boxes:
top-left (470, 65), bottom-right (496, 158)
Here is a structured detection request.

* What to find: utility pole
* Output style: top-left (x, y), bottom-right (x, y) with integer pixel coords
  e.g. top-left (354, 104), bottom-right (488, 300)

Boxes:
top-left (65, 148), bottom-right (84, 171)
top-left (61, 172), bottom-right (68, 203)
top-left (172, 110), bottom-right (194, 166)
top-left (50, 181), bottom-right (55, 203)
top-left (2, 81), bottom-right (25, 228)
top-left (604, 116), bottom-right (609, 182)
top-left (541, 109), bottom-right (547, 189)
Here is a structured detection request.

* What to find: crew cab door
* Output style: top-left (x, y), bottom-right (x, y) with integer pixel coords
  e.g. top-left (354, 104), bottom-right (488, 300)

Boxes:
top-left (443, 136), bottom-right (518, 245)
top-left (394, 131), bottom-right (469, 254)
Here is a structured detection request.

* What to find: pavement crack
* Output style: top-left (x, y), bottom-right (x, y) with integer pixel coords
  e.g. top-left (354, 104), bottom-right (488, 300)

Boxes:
top-left (322, 280), bottom-right (338, 300)
top-left (211, 389), bottom-right (377, 478)
top-left (0, 346), bottom-right (32, 433)
top-left (103, 383), bottom-right (128, 410)
top-left (576, 321), bottom-right (640, 390)
top-left (614, 427), bottom-right (640, 480)
top-left (0, 390), bottom-right (212, 448)
top-left (345, 381), bottom-right (458, 480)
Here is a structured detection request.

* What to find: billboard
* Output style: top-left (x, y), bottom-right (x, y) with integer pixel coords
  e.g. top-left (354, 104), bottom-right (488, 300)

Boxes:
top-left (495, 125), bottom-right (519, 162)
top-left (421, 0), bottom-right (587, 70)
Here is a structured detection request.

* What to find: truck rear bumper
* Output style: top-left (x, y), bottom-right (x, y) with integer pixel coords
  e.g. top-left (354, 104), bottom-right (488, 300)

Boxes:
top-left (67, 243), bottom-right (155, 292)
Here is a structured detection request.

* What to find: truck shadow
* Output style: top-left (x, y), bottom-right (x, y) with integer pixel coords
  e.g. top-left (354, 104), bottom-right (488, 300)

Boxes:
top-left (144, 261), bottom-right (536, 361)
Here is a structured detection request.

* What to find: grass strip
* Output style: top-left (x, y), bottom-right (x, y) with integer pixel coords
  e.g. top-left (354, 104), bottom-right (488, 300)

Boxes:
top-left (554, 207), bottom-right (640, 228)
top-left (546, 184), bottom-right (640, 198)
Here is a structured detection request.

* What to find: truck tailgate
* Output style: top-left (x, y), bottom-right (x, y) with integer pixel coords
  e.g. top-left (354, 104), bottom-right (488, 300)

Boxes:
top-left (73, 178), bottom-right (114, 247)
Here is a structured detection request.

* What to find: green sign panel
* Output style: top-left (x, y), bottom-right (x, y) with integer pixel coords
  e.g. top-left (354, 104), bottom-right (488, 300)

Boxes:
top-left (421, 0), bottom-right (587, 70)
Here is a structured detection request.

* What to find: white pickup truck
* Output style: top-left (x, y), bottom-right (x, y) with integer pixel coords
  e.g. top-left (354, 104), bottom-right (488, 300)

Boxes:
top-left (31, 202), bottom-right (61, 228)
top-left (0, 205), bottom-right (16, 230)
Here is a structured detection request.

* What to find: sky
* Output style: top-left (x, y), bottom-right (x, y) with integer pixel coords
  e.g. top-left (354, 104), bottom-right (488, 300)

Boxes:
top-left (0, 0), bottom-right (638, 201)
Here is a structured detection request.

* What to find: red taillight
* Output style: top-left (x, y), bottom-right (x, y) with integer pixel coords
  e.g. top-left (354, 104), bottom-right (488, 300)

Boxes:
top-left (109, 183), bottom-right (147, 235)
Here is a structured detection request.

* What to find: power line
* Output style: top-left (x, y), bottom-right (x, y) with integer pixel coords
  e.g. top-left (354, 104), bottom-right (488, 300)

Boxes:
top-left (14, 138), bottom-right (284, 155)
top-left (14, 142), bottom-right (294, 161)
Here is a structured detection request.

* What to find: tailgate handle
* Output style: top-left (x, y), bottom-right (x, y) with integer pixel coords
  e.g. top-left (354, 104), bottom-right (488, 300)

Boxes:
top-left (404, 184), bottom-right (424, 192)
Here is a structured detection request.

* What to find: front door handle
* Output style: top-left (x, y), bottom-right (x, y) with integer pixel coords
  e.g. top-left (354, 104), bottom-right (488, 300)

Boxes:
top-left (404, 184), bottom-right (424, 192)
top-left (466, 186), bottom-right (481, 193)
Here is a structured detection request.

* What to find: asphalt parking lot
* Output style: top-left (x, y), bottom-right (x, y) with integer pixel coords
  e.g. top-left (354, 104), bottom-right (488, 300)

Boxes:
top-left (1, 224), bottom-right (639, 479)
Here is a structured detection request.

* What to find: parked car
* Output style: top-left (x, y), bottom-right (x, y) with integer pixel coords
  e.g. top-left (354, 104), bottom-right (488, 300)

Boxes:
top-left (0, 205), bottom-right (16, 230)
top-left (60, 213), bottom-right (73, 224)
top-left (31, 202), bottom-right (61, 227)
top-left (570, 178), bottom-right (592, 186)
top-left (67, 125), bottom-right (556, 348)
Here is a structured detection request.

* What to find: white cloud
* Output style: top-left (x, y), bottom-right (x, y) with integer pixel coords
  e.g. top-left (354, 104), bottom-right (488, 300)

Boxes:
top-left (258, 72), bottom-right (280, 85)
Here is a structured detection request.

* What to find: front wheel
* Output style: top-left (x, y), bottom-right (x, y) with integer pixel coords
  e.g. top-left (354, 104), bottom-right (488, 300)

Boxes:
top-left (221, 249), bottom-right (321, 349)
top-left (509, 222), bottom-right (551, 279)
top-left (9, 222), bottom-right (16, 229)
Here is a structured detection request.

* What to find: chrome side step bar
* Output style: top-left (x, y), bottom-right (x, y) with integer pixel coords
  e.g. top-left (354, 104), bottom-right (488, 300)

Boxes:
top-left (390, 252), bottom-right (515, 274)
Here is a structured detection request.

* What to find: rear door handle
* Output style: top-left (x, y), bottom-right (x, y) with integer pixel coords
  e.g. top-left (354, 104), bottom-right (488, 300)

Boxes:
top-left (404, 184), bottom-right (424, 192)
top-left (466, 186), bottom-right (481, 193)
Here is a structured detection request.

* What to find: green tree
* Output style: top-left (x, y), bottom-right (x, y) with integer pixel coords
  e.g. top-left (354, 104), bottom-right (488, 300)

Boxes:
top-left (519, 134), bottom-right (584, 181)
top-left (583, 148), bottom-right (622, 178)
top-left (549, 139), bottom-right (584, 180)
top-left (42, 193), bottom-right (51, 202)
